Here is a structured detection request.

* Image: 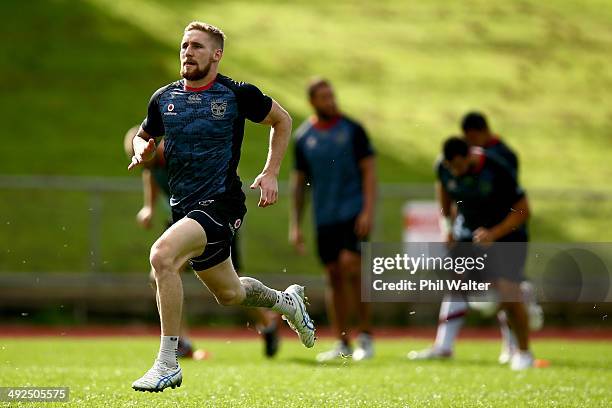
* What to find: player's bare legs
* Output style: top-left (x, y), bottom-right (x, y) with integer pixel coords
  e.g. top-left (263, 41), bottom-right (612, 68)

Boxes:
top-left (339, 250), bottom-right (374, 361)
top-left (149, 268), bottom-right (196, 358)
top-left (324, 263), bottom-right (350, 341)
top-left (339, 250), bottom-right (370, 333)
top-left (150, 219), bottom-right (206, 337)
top-left (497, 279), bottom-right (532, 370)
top-left (134, 219), bottom-right (315, 391)
top-left (194, 257), bottom-right (315, 347)
top-left (132, 218), bottom-right (208, 392)
top-left (316, 262), bottom-right (352, 362)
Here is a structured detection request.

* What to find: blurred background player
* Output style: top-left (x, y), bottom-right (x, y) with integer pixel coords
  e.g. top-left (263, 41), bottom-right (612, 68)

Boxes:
top-left (290, 78), bottom-right (377, 361)
top-left (124, 126), bottom-right (280, 359)
top-left (409, 113), bottom-right (543, 365)
top-left (415, 136), bottom-right (534, 370)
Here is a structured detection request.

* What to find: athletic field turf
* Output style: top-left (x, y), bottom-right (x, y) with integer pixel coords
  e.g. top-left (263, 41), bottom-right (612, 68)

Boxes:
top-left (1, 337), bottom-right (610, 407)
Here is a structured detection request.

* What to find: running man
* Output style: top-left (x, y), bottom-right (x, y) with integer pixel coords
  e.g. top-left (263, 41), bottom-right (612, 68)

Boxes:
top-left (290, 78), bottom-right (377, 361)
top-left (423, 137), bottom-right (534, 370)
top-left (124, 126), bottom-right (280, 359)
top-left (129, 22), bottom-right (315, 392)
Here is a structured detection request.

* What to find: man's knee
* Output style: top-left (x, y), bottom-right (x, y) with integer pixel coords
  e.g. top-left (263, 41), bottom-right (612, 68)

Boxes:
top-left (338, 250), bottom-right (360, 275)
top-left (149, 240), bottom-right (178, 277)
top-left (325, 264), bottom-right (345, 289)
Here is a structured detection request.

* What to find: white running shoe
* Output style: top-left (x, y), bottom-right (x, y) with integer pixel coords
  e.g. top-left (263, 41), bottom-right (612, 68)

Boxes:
top-left (407, 347), bottom-right (453, 360)
top-left (281, 284), bottom-right (316, 348)
top-left (132, 360), bottom-right (182, 392)
top-left (498, 346), bottom-right (516, 365)
top-left (510, 350), bottom-right (534, 371)
top-left (316, 342), bottom-right (352, 362)
top-left (353, 333), bottom-right (374, 361)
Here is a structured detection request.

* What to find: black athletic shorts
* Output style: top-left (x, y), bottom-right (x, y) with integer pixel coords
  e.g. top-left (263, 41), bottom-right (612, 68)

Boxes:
top-left (171, 194), bottom-right (246, 271)
top-left (450, 240), bottom-right (527, 284)
top-left (316, 216), bottom-right (365, 265)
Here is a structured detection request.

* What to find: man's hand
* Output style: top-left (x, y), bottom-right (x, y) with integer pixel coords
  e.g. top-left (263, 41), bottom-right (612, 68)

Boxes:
top-left (128, 138), bottom-right (156, 170)
top-left (354, 210), bottom-right (373, 239)
top-left (473, 227), bottom-right (497, 245)
top-left (250, 172), bottom-right (278, 207)
top-left (289, 225), bottom-right (306, 255)
top-left (136, 206), bottom-right (154, 229)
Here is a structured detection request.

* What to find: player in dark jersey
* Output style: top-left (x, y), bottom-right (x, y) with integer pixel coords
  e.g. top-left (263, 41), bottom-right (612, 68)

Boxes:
top-left (460, 112), bottom-right (542, 361)
top-left (461, 112), bottom-right (518, 175)
top-left (129, 22), bottom-right (315, 392)
top-left (290, 78), bottom-right (377, 362)
top-left (124, 126), bottom-right (280, 359)
top-left (409, 114), bottom-right (542, 367)
top-left (425, 137), bottom-right (534, 370)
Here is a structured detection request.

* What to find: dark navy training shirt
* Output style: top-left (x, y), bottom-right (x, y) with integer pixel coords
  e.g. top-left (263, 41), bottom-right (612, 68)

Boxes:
top-left (294, 116), bottom-right (374, 227)
top-left (436, 149), bottom-right (527, 242)
top-left (483, 137), bottom-right (518, 177)
top-left (141, 74), bottom-right (272, 211)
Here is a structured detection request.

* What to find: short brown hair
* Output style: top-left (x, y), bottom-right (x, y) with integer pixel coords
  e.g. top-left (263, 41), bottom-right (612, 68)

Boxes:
top-left (307, 77), bottom-right (332, 99)
top-left (185, 21), bottom-right (226, 50)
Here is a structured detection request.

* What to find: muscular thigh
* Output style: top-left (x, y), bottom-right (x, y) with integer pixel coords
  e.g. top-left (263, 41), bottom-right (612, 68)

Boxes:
top-left (154, 217), bottom-right (207, 268)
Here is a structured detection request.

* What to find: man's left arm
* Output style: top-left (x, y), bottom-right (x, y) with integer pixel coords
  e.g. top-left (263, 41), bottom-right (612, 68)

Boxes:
top-left (249, 100), bottom-right (292, 207)
top-left (356, 156), bottom-right (377, 238)
top-left (474, 166), bottom-right (530, 243)
top-left (353, 124), bottom-right (377, 238)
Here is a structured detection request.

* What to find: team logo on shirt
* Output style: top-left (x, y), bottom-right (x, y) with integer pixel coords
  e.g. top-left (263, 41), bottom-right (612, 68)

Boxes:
top-left (211, 99), bottom-right (227, 119)
top-left (164, 103), bottom-right (177, 116)
top-left (306, 136), bottom-right (317, 149)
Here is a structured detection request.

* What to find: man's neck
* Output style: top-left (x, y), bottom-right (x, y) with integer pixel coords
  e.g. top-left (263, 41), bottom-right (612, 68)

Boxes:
top-left (312, 114), bottom-right (341, 130)
top-left (314, 113), bottom-right (342, 124)
top-left (184, 69), bottom-right (218, 89)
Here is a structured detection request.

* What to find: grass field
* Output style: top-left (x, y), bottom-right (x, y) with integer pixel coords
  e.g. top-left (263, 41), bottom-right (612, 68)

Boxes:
top-left (1, 0), bottom-right (612, 275)
top-left (1, 337), bottom-right (611, 407)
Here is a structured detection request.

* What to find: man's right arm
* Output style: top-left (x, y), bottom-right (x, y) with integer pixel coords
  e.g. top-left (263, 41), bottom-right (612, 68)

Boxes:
top-left (129, 87), bottom-right (166, 170)
top-left (128, 127), bottom-right (157, 170)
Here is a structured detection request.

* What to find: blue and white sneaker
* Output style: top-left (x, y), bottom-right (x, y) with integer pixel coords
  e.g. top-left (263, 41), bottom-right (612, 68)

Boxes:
top-left (281, 284), bottom-right (316, 348)
top-left (132, 360), bottom-right (182, 392)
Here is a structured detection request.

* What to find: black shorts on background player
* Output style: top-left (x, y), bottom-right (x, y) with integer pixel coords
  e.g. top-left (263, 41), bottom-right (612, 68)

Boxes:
top-left (316, 217), bottom-right (364, 265)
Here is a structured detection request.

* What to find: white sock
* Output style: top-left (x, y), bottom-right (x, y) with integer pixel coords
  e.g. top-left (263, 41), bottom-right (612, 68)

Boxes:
top-left (434, 295), bottom-right (468, 352)
top-left (271, 290), bottom-right (296, 316)
top-left (498, 311), bottom-right (518, 352)
top-left (158, 335), bottom-right (179, 368)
